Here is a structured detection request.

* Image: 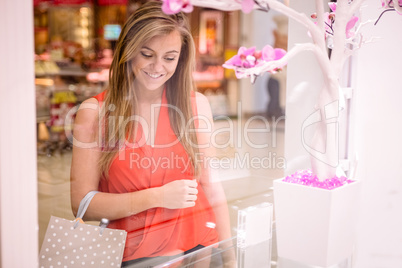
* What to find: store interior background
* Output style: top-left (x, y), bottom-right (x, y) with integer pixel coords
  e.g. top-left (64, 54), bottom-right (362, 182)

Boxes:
top-left (1, 0), bottom-right (401, 267)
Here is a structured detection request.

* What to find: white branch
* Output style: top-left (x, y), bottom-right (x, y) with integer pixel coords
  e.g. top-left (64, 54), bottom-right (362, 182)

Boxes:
top-left (362, 36), bottom-right (383, 45)
top-left (346, 33), bottom-right (363, 50)
top-left (340, 48), bottom-right (354, 72)
top-left (354, 19), bottom-right (376, 36)
top-left (330, 0), bottom-right (349, 79)
top-left (315, 0), bottom-right (326, 38)
top-left (349, 0), bottom-right (367, 17)
top-left (262, 0), bottom-right (327, 54)
top-left (191, 0), bottom-right (242, 11)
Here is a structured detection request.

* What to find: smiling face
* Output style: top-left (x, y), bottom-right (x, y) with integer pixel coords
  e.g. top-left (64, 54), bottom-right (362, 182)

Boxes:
top-left (131, 30), bottom-right (182, 94)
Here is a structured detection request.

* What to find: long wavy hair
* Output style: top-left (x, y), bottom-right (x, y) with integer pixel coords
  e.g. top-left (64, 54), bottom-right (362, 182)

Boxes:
top-left (98, 1), bottom-right (200, 178)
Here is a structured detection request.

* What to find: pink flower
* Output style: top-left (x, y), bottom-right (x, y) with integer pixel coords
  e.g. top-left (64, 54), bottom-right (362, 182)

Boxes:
top-left (346, 16), bottom-right (359, 38)
top-left (275, 48), bottom-right (287, 61)
top-left (161, 0), bottom-right (193, 15)
top-left (328, 2), bottom-right (337, 12)
top-left (223, 45), bottom-right (288, 80)
top-left (238, 47), bottom-right (257, 67)
top-left (242, 0), bottom-right (255, 14)
top-left (260, 45), bottom-right (287, 71)
top-left (223, 47), bottom-right (257, 76)
top-left (261, 45), bottom-right (286, 62)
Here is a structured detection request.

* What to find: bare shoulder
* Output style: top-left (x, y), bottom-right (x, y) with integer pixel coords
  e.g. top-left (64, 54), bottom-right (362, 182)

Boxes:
top-left (194, 91), bottom-right (212, 120)
top-left (74, 97), bottom-right (100, 137)
top-left (76, 97), bottom-right (100, 120)
top-left (79, 97), bottom-right (100, 109)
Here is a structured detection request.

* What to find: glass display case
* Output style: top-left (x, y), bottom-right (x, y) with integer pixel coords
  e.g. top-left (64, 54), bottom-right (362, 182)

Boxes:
top-left (124, 193), bottom-right (274, 268)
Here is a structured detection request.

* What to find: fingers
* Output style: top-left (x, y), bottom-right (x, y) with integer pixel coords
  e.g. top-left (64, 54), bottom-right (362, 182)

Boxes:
top-left (186, 193), bottom-right (197, 201)
top-left (182, 180), bottom-right (198, 207)
top-left (188, 187), bottom-right (198, 195)
top-left (183, 201), bottom-right (196, 208)
top-left (187, 180), bottom-right (198, 188)
top-left (185, 180), bottom-right (198, 199)
top-left (162, 179), bottom-right (199, 209)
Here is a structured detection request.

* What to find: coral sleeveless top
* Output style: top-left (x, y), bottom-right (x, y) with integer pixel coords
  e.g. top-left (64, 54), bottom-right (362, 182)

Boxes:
top-left (93, 89), bottom-right (219, 262)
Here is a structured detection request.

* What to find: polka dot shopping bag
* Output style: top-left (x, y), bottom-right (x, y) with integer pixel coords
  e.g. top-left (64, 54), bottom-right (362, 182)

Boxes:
top-left (39, 191), bottom-right (127, 267)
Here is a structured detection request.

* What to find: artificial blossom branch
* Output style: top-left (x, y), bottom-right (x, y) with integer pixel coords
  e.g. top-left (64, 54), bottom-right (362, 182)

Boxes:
top-left (348, 0), bottom-right (367, 17)
top-left (191, 0), bottom-right (243, 11)
top-left (239, 43), bottom-right (320, 77)
top-left (262, 0), bottom-right (327, 55)
top-left (315, 0), bottom-right (326, 39)
top-left (330, 0), bottom-right (350, 80)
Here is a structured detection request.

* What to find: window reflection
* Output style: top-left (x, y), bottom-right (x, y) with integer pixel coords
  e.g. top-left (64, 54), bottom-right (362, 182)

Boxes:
top-left (36, 1), bottom-right (286, 266)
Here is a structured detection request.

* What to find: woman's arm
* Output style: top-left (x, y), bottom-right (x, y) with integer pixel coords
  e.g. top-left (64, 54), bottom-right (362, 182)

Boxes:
top-left (70, 98), bottom-right (160, 221)
top-left (194, 92), bottom-right (236, 267)
top-left (70, 98), bottom-right (197, 221)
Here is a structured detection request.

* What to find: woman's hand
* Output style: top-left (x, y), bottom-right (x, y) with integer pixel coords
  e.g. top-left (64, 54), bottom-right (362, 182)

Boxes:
top-left (159, 179), bottom-right (198, 209)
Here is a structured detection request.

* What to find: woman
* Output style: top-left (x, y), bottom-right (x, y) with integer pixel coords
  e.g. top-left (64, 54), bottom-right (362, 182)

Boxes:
top-left (70, 1), bottom-right (234, 266)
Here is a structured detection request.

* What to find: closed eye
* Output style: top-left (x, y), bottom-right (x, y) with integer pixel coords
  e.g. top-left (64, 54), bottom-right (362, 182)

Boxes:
top-left (165, 57), bottom-right (176, 61)
top-left (141, 52), bottom-right (152, 58)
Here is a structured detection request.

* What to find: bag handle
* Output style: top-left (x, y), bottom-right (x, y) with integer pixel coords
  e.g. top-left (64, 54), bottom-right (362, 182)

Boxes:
top-left (74, 190), bottom-right (99, 228)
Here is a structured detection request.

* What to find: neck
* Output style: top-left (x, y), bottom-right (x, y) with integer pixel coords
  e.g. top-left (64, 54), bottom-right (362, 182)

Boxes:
top-left (135, 86), bottom-right (164, 104)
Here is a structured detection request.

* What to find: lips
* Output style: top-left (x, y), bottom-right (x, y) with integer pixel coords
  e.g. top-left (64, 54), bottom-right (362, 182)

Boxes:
top-left (144, 71), bottom-right (164, 79)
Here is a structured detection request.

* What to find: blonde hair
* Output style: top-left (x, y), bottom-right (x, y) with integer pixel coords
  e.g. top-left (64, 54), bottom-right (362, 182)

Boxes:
top-left (98, 1), bottom-right (200, 178)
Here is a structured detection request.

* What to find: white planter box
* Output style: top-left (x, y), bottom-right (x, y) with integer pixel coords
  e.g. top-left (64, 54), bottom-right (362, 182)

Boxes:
top-left (273, 178), bottom-right (361, 267)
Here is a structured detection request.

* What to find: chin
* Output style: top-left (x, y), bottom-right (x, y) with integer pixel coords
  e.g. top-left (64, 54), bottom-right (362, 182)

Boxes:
top-left (147, 85), bottom-right (164, 91)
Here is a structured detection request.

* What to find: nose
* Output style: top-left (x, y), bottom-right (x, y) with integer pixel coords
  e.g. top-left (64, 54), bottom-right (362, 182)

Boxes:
top-left (151, 57), bottom-right (164, 72)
